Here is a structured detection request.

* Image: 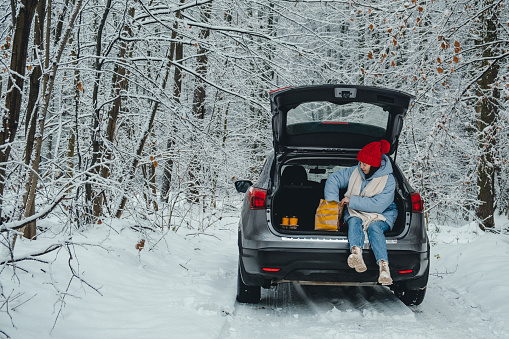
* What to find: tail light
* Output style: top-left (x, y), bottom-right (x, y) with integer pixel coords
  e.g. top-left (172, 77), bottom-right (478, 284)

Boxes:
top-left (248, 186), bottom-right (267, 210)
top-left (269, 86), bottom-right (292, 94)
top-left (410, 192), bottom-right (423, 213)
top-left (262, 268), bottom-right (280, 272)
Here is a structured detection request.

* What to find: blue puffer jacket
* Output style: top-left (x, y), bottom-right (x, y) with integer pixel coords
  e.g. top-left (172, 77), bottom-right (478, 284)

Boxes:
top-left (324, 154), bottom-right (398, 229)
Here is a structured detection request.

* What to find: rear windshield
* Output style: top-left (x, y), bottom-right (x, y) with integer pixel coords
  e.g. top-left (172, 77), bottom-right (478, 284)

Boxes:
top-left (286, 101), bottom-right (389, 137)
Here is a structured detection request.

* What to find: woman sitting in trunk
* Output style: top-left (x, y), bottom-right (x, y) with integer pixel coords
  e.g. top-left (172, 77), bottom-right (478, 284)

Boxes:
top-left (324, 139), bottom-right (397, 285)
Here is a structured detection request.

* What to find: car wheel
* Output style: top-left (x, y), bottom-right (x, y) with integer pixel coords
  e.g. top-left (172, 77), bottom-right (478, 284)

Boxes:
top-left (236, 262), bottom-right (261, 304)
top-left (393, 284), bottom-right (427, 306)
top-left (393, 249), bottom-right (430, 306)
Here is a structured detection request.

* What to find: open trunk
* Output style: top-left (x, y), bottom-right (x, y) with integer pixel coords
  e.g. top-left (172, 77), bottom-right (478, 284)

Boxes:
top-left (271, 157), bottom-right (407, 236)
top-left (270, 85), bottom-right (413, 155)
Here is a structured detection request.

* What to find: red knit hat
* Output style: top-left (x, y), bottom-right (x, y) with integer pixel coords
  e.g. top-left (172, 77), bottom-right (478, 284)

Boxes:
top-left (357, 140), bottom-right (390, 167)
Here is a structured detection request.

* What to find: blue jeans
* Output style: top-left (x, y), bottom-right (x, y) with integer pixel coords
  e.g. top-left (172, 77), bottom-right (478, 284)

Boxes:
top-left (347, 217), bottom-right (389, 263)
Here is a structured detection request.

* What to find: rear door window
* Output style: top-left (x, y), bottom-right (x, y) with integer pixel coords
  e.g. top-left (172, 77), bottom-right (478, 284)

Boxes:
top-left (286, 101), bottom-right (389, 138)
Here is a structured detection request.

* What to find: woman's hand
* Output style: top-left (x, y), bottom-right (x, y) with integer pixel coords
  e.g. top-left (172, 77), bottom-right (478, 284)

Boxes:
top-left (340, 196), bottom-right (350, 206)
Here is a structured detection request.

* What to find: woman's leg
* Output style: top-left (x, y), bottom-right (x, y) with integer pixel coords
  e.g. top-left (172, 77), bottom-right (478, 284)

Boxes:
top-left (366, 220), bottom-right (390, 263)
top-left (347, 217), bottom-right (366, 272)
top-left (347, 217), bottom-right (364, 250)
top-left (367, 221), bottom-right (392, 285)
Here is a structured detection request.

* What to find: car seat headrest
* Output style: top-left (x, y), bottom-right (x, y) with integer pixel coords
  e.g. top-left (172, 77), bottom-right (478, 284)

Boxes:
top-left (281, 165), bottom-right (307, 186)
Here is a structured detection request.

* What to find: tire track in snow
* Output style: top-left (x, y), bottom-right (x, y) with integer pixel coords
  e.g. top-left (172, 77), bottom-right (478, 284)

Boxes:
top-left (219, 280), bottom-right (505, 338)
top-left (220, 284), bottom-right (415, 338)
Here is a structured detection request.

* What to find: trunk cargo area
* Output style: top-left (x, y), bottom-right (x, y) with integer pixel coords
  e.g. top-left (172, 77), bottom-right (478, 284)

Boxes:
top-left (271, 159), bottom-right (406, 236)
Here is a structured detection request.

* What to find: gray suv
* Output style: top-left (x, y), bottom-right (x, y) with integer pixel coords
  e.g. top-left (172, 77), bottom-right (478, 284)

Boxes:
top-left (235, 85), bottom-right (429, 306)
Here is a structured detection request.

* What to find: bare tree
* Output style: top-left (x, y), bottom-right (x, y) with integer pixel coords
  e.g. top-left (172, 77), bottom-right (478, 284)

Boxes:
top-left (23, 0), bottom-right (84, 238)
top-left (22, 0), bottom-right (46, 239)
top-left (0, 0), bottom-right (39, 217)
top-left (161, 0), bottom-right (184, 202)
top-left (475, 1), bottom-right (501, 230)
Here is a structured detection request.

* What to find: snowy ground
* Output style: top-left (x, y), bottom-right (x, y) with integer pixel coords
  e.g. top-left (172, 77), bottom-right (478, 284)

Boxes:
top-left (1, 207), bottom-right (508, 339)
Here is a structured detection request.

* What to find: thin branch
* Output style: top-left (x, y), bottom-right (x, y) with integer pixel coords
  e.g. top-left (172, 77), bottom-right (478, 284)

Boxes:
top-left (133, 0), bottom-right (213, 21)
top-left (0, 193), bottom-right (66, 232)
top-left (0, 244), bottom-right (62, 265)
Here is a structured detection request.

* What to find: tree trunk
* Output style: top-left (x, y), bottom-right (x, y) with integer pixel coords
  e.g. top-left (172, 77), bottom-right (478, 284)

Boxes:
top-left (25, 0), bottom-right (45, 165)
top-left (142, 129), bottom-right (158, 212)
top-left (188, 2), bottom-right (211, 202)
top-left (0, 0), bottom-right (39, 217)
top-left (475, 2), bottom-right (499, 231)
top-left (68, 21), bottom-right (81, 183)
top-left (161, 2), bottom-right (184, 202)
top-left (22, 0), bottom-right (46, 239)
top-left (86, 0), bottom-right (113, 218)
top-left (101, 7), bottom-right (135, 182)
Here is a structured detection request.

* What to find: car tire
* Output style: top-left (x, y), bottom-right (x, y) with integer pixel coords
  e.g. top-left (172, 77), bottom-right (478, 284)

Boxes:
top-left (236, 262), bottom-right (261, 304)
top-left (393, 284), bottom-right (427, 306)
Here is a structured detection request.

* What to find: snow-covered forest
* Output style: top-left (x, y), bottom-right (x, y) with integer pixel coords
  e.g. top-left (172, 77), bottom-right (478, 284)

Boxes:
top-left (1, 0), bottom-right (509, 337)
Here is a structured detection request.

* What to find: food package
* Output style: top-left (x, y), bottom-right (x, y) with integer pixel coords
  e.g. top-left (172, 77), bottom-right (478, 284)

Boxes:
top-left (314, 199), bottom-right (343, 231)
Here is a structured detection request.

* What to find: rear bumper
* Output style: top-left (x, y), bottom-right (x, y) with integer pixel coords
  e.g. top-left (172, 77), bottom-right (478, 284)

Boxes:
top-left (240, 247), bottom-right (429, 287)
